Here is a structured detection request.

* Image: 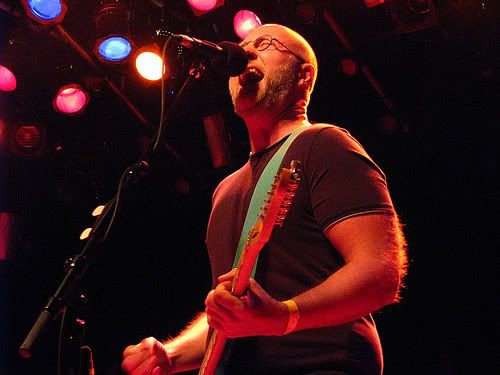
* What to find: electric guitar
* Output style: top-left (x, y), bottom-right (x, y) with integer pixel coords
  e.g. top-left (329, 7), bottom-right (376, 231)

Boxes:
top-left (199, 160), bottom-right (303, 375)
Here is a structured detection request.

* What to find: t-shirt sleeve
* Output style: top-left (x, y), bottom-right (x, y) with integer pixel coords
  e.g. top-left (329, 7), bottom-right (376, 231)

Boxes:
top-left (306, 126), bottom-right (394, 230)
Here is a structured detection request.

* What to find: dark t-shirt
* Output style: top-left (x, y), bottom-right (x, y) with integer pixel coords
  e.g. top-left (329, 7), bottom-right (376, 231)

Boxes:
top-left (205, 125), bottom-right (394, 374)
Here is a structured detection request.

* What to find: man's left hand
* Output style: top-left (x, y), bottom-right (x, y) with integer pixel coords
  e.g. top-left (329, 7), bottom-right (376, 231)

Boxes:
top-left (204, 269), bottom-right (289, 338)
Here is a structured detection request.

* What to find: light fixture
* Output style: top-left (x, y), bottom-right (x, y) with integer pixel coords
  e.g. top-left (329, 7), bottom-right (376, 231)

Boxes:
top-left (135, 45), bottom-right (165, 81)
top-left (233, 10), bottom-right (262, 40)
top-left (187, 0), bottom-right (224, 16)
top-left (21, 0), bottom-right (68, 25)
top-left (93, 0), bottom-right (134, 63)
top-left (0, 119), bottom-right (6, 148)
top-left (0, 65), bottom-right (16, 92)
top-left (387, 0), bottom-right (438, 33)
top-left (364, 0), bottom-right (385, 8)
top-left (10, 122), bottom-right (46, 157)
top-left (295, 1), bottom-right (317, 24)
top-left (339, 57), bottom-right (358, 77)
top-left (52, 84), bottom-right (90, 115)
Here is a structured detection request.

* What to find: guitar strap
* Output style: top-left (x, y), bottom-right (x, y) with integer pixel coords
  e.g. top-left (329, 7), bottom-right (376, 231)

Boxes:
top-left (214, 124), bottom-right (309, 375)
top-left (231, 124), bottom-right (310, 276)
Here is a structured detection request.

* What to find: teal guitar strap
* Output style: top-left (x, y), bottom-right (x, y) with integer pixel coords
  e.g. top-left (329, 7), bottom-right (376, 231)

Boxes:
top-left (231, 124), bottom-right (309, 276)
top-left (215, 124), bottom-right (309, 375)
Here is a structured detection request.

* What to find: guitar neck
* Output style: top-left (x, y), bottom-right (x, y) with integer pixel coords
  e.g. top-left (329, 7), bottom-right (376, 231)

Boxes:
top-left (199, 330), bottom-right (227, 375)
top-left (199, 240), bottom-right (261, 375)
top-left (198, 160), bottom-right (302, 375)
top-left (231, 241), bottom-right (262, 297)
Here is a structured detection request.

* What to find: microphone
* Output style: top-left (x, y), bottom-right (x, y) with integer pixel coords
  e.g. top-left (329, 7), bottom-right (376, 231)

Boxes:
top-left (158, 31), bottom-right (248, 77)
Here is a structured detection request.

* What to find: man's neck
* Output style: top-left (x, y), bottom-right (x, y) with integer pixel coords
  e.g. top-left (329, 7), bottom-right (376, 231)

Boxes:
top-left (242, 104), bottom-right (309, 155)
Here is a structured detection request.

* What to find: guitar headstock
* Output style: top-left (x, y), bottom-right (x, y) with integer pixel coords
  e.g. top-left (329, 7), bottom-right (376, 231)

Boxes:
top-left (247, 160), bottom-right (303, 245)
top-left (274, 159), bottom-right (302, 227)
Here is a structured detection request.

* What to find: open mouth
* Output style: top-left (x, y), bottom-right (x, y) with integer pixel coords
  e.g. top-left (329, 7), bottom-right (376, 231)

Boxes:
top-left (239, 67), bottom-right (264, 87)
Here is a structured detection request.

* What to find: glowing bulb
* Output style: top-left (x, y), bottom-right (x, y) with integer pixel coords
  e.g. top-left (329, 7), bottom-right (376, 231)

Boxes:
top-left (53, 85), bottom-right (89, 115)
top-left (22, 0), bottom-right (68, 24)
top-left (27, 0), bottom-right (62, 20)
top-left (97, 36), bottom-right (132, 62)
top-left (187, 0), bottom-right (217, 12)
top-left (234, 10), bottom-right (261, 40)
top-left (0, 65), bottom-right (16, 92)
top-left (135, 51), bottom-right (164, 81)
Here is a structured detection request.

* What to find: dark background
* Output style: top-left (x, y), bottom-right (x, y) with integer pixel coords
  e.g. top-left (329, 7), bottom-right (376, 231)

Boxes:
top-left (0, 0), bottom-right (496, 374)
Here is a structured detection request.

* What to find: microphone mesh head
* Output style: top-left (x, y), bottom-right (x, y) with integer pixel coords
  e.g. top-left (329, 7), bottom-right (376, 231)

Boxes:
top-left (214, 41), bottom-right (248, 77)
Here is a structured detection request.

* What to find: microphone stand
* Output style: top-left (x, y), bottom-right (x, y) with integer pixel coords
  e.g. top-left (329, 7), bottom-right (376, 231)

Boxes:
top-left (19, 46), bottom-right (208, 371)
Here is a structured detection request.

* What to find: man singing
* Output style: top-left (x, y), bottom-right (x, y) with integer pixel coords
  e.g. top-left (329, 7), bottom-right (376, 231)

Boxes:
top-left (122, 24), bottom-right (407, 375)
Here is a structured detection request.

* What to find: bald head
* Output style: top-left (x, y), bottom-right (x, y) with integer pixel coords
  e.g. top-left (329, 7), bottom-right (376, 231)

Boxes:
top-left (247, 24), bottom-right (318, 92)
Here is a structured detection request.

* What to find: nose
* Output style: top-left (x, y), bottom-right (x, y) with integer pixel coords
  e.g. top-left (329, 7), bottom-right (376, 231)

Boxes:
top-left (243, 45), bottom-right (258, 61)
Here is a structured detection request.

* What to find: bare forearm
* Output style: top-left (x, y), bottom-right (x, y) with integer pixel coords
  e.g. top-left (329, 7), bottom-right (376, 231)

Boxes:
top-left (293, 258), bottom-right (400, 331)
top-left (288, 213), bottom-right (407, 332)
top-left (164, 313), bottom-right (208, 373)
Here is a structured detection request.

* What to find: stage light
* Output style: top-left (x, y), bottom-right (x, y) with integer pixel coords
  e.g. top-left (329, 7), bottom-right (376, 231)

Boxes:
top-left (187, 0), bottom-right (224, 16)
top-left (296, 1), bottom-right (317, 24)
top-left (0, 65), bottom-right (16, 92)
top-left (188, 0), bottom-right (217, 12)
top-left (135, 45), bottom-right (165, 81)
top-left (379, 114), bottom-right (399, 134)
top-left (52, 84), bottom-right (89, 115)
top-left (387, 0), bottom-right (438, 33)
top-left (0, 119), bottom-right (6, 147)
top-left (96, 36), bottom-right (132, 62)
top-left (12, 123), bottom-right (45, 154)
top-left (0, 212), bottom-right (18, 261)
top-left (21, 0), bottom-right (68, 24)
top-left (15, 126), bottom-right (41, 150)
top-left (93, 1), bottom-right (134, 63)
top-left (9, 122), bottom-right (46, 157)
top-left (233, 10), bottom-right (262, 40)
top-left (339, 58), bottom-right (358, 77)
top-left (364, 0), bottom-right (384, 8)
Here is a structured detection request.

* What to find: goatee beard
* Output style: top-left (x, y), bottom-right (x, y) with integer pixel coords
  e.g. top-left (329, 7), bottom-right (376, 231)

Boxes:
top-left (231, 63), bottom-right (297, 116)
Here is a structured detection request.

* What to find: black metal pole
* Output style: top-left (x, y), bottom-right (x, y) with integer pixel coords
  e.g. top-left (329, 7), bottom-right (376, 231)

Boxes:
top-left (19, 58), bottom-right (206, 359)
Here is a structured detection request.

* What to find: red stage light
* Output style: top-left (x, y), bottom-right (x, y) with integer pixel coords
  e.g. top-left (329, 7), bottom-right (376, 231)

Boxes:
top-left (0, 119), bottom-right (6, 151)
top-left (10, 123), bottom-right (46, 157)
top-left (187, 0), bottom-right (223, 16)
top-left (0, 65), bottom-right (16, 92)
top-left (53, 84), bottom-right (89, 115)
top-left (187, 0), bottom-right (217, 12)
top-left (233, 10), bottom-right (262, 40)
top-left (296, 1), bottom-right (317, 24)
top-left (379, 114), bottom-right (399, 134)
top-left (0, 213), bottom-right (18, 261)
top-left (15, 125), bottom-right (42, 150)
top-left (364, 0), bottom-right (384, 8)
top-left (339, 58), bottom-right (358, 77)
top-left (0, 119), bottom-right (5, 139)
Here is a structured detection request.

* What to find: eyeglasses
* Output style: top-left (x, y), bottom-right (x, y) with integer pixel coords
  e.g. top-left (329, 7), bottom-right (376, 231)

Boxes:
top-left (239, 35), bottom-right (307, 63)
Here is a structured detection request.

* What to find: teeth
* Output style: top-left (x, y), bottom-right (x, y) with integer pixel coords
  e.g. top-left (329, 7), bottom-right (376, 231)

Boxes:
top-left (240, 67), bottom-right (263, 86)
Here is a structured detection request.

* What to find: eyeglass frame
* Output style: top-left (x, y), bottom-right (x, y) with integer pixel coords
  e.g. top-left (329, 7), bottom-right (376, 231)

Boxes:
top-left (239, 35), bottom-right (307, 64)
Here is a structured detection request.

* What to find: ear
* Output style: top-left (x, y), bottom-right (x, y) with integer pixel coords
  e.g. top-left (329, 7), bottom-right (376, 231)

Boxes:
top-left (298, 63), bottom-right (315, 91)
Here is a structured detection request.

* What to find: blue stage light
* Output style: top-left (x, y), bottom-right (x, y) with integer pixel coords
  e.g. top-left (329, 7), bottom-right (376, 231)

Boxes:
top-left (93, 1), bottom-right (134, 64)
top-left (97, 36), bottom-right (132, 62)
top-left (22, 0), bottom-right (67, 24)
